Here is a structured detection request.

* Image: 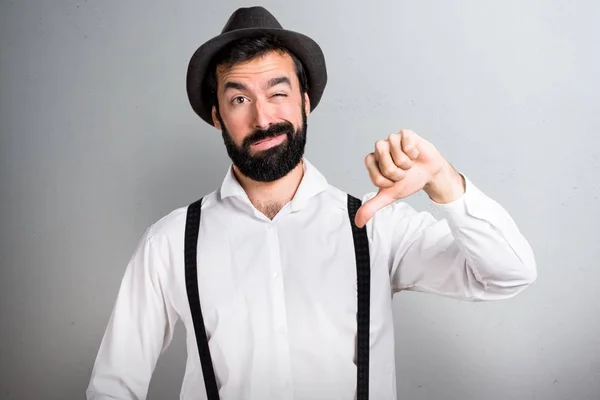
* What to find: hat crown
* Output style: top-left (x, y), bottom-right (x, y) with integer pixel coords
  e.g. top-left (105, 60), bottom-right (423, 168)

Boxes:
top-left (221, 6), bottom-right (283, 34)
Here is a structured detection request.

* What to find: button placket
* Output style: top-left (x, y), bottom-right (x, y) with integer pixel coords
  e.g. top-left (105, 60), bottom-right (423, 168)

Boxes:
top-left (266, 224), bottom-right (294, 397)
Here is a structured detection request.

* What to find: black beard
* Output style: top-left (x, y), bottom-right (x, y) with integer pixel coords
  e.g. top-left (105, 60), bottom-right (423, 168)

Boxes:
top-left (218, 102), bottom-right (307, 183)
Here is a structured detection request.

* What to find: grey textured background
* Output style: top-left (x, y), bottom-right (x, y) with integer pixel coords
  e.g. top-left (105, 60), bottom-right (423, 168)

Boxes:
top-left (1, 1), bottom-right (598, 399)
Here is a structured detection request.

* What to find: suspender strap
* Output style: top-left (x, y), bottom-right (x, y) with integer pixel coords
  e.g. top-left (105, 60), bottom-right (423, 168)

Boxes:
top-left (184, 194), bottom-right (370, 399)
top-left (347, 194), bottom-right (371, 400)
top-left (184, 197), bottom-right (220, 400)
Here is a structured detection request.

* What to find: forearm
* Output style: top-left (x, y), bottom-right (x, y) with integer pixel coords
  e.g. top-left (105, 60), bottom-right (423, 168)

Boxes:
top-left (431, 176), bottom-right (537, 296)
top-left (389, 176), bottom-right (537, 301)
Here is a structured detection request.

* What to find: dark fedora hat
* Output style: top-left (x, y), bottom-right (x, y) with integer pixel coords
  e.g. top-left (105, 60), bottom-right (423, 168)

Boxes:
top-left (186, 6), bottom-right (327, 126)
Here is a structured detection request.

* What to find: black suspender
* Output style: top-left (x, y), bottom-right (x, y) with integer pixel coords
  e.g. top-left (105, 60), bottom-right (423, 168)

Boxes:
top-left (347, 194), bottom-right (371, 400)
top-left (184, 194), bottom-right (371, 399)
top-left (184, 198), bottom-right (220, 399)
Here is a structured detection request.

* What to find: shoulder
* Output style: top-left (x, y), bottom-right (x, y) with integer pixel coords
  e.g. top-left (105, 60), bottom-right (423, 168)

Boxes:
top-left (321, 184), bottom-right (369, 210)
top-left (143, 189), bottom-right (220, 245)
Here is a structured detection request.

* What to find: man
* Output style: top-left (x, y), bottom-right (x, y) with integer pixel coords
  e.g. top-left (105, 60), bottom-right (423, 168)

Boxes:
top-left (87, 6), bottom-right (536, 400)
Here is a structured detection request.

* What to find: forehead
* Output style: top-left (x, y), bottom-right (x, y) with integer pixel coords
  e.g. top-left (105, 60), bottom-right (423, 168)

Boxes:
top-left (216, 50), bottom-right (297, 87)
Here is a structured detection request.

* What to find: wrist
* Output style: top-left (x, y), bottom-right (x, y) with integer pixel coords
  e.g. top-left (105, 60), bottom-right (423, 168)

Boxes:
top-left (424, 162), bottom-right (465, 204)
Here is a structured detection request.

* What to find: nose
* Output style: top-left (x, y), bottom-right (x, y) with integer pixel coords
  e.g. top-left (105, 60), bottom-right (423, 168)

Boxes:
top-left (251, 98), bottom-right (274, 130)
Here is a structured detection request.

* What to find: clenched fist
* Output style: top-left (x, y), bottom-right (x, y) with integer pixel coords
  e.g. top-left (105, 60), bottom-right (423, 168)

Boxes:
top-left (354, 129), bottom-right (465, 228)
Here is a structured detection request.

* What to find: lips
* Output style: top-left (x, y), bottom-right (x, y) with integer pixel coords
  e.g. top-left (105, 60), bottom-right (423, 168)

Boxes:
top-left (251, 134), bottom-right (286, 150)
top-left (255, 135), bottom-right (282, 145)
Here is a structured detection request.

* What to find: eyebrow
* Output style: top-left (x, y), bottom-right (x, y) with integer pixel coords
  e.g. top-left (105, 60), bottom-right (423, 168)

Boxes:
top-left (223, 81), bottom-right (248, 93)
top-left (266, 76), bottom-right (291, 89)
top-left (222, 76), bottom-right (292, 94)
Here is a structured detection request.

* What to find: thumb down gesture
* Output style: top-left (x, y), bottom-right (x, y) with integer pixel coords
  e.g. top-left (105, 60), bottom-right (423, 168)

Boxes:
top-left (354, 129), bottom-right (464, 228)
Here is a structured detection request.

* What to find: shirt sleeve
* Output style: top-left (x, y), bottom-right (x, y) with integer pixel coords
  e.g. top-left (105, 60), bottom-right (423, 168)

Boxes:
top-left (86, 229), bottom-right (179, 399)
top-left (366, 175), bottom-right (537, 301)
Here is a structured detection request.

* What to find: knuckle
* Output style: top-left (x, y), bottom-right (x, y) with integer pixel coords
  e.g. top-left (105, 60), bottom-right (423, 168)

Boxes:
top-left (374, 176), bottom-right (392, 187)
top-left (373, 175), bottom-right (386, 186)
top-left (380, 163), bottom-right (395, 176)
top-left (375, 140), bottom-right (387, 151)
top-left (399, 161), bottom-right (412, 170)
top-left (396, 153), bottom-right (410, 164)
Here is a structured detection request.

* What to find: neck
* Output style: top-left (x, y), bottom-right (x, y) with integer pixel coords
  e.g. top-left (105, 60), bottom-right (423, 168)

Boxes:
top-left (232, 159), bottom-right (305, 219)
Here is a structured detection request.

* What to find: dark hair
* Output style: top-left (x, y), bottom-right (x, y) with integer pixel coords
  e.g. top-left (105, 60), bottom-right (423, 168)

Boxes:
top-left (203, 34), bottom-right (309, 113)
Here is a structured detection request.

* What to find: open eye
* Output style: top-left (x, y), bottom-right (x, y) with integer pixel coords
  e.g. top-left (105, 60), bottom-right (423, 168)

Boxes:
top-left (231, 96), bottom-right (248, 105)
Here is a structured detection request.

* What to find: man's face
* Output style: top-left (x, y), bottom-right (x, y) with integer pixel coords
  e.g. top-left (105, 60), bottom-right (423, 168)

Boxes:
top-left (211, 50), bottom-right (310, 182)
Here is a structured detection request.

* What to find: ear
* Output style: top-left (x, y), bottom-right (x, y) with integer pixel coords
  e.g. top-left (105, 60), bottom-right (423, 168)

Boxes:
top-left (303, 92), bottom-right (311, 116)
top-left (211, 106), bottom-right (222, 130)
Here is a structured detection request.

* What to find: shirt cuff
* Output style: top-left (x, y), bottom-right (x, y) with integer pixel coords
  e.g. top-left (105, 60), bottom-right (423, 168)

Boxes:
top-left (429, 173), bottom-right (497, 221)
top-left (429, 174), bottom-right (508, 229)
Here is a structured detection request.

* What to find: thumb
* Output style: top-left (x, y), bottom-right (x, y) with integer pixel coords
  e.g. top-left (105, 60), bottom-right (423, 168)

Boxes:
top-left (354, 190), bottom-right (396, 228)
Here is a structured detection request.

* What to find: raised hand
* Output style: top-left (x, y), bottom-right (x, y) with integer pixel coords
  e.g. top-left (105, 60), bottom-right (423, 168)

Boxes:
top-left (354, 129), bottom-right (463, 228)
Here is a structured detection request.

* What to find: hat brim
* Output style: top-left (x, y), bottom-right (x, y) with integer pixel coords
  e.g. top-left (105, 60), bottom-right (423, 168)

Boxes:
top-left (186, 27), bottom-right (327, 126)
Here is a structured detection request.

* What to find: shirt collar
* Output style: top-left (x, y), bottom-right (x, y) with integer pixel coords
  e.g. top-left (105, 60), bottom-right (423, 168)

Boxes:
top-left (219, 158), bottom-right (329, 212)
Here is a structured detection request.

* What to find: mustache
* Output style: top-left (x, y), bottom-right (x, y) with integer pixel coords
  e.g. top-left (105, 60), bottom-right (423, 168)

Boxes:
top-left (243, 122), bottom-right (295, 148)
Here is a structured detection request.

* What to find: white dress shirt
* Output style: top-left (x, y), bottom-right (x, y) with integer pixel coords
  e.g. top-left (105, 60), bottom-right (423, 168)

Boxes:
top-left (86, 158), bottom-right (536, 400)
